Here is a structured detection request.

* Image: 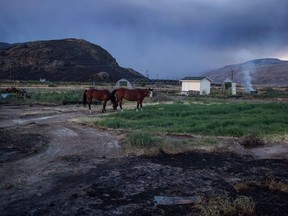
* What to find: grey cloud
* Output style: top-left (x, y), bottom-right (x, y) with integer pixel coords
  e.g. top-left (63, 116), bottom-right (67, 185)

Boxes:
top-left (1, 0), bottom-right (288, 78)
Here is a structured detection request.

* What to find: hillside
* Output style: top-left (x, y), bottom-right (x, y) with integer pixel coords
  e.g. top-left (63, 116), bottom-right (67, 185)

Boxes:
top-left (0, 39), bottom-right (145, 82)
top-left (0, 42), bottom-right (11, 50)
top-left (201, 58), bottom-right (288, 87)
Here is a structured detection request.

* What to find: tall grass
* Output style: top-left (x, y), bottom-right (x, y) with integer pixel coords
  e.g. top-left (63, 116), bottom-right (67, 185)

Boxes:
top-left (127, 131), bottom-right (160, 148)
top-left (91, 102), bottom-right (288, 137)
top-left (31, 90), bottom-right (83, 104)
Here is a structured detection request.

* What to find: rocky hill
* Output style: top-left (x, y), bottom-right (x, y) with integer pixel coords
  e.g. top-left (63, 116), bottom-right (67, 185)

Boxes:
top-left (0, 42), bottom-right (11, 50)
top-left (201, 58), bottom-right (288, 87)
top-left (0, 39), bottom-right (145, 82)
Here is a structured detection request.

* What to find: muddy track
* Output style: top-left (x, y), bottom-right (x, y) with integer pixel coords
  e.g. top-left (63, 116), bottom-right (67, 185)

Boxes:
top-left (0, 105), bottom-right (288, 216)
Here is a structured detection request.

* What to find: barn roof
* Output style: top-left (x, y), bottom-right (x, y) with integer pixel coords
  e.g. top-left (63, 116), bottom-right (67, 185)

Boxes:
top-left (180, 77), bottom-right (213, 82)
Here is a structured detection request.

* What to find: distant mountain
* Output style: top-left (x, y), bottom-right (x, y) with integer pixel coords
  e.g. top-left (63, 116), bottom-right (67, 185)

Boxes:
top-left (0, 42), bottom-right (11, 50)
top-left (0, 38), bottom-right (145, 82)
top-left (201, 58), bottom-right (288, 87)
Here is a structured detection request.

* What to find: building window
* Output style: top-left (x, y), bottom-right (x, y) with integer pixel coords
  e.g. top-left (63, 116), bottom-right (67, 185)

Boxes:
top-left (119, 81), bottom-right (128, 86)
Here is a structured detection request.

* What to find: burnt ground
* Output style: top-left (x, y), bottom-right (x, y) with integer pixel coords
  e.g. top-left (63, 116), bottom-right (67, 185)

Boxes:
top-left (0, 104), bottom-right (288, 216)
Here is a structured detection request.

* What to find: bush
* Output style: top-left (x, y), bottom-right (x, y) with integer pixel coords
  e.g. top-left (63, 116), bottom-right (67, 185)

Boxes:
top-left (239, 133), bottom-right (264, 148)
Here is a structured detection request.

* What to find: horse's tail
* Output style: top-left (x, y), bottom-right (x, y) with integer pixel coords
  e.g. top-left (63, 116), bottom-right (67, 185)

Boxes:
top-left (83, 90), bottom-right (87, 107)
top-left (110, 89), bottom-right (118, 110)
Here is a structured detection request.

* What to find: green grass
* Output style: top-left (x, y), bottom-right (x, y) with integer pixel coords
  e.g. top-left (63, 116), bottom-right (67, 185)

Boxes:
top-left (91, 102), bottom-right (288, 137)
top-left (31, 90), bottom-right (83, 104)
top-left (127, 131), bottom-right (161, 148)
top-left (1, 88), bottom-right (84, 105)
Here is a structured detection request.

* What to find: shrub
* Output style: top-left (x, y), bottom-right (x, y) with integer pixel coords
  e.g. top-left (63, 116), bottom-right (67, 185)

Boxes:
top-left (239, 133), bottom-right (264, 148)
top-left (127, 131), bottom-right (160, 148)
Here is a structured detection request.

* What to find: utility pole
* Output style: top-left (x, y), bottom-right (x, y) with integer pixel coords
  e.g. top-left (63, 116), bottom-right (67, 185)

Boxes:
top-left (9, 65), bottom-right (12, 80)
top-left (146, 69), bottom-right (149, 79)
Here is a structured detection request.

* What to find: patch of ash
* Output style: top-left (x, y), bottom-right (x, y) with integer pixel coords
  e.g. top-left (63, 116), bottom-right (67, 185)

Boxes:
top-left (0, 128), bottom-right (49, 163)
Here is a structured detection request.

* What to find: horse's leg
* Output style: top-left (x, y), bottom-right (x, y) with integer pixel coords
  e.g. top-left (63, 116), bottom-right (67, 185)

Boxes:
top-left (102, 101), bottom-right (107, 113)
top-left (87, 98), bottom-right (92, 114)
top-left (136, 101), bottom-right (140, 111)
top-left (114, 102), bottom-right (118, 111)
top-left (119, 98), bottom-right (123, 111)
top-left (112, 101), bottom-right (118, 111)
top-left (88, 101), bottom-right (92, 114)
top-left (140, 99), bottom-right (143, 111)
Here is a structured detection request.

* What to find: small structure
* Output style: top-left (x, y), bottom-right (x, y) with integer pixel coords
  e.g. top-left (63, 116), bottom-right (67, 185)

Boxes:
top-left (222, 78), bottom-right (237, 95)
top-left (231, 83), bottom-right (237, 95)
top-left (180, 77), bottom-right (213, 95)
top-left (115, 77), bottom-right (151, 88)
top-left (115, 78), bottom-right (133, 88)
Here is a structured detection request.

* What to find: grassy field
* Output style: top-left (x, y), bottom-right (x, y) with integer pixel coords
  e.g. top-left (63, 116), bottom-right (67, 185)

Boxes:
top-left (0, 90), bottom-right (84, 105)
top-left (31, 90), bottom-right (83, 104)
top-left (1, 80), bottom-right (288, 144)
top-left (87, 102), bottom-right (288, 138)
top-left (78, 101), bottom-right (288, 155)
top-left (0, 80), bottom-right (112, 105)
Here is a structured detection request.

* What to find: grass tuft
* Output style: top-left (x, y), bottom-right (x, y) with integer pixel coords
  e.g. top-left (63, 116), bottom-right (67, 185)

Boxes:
top-left (234, 176), bottom-right (288, 193)
top-left (197, 195), bottom-right (255, 216)
top-left (127, 131), bottom-right (162, 148)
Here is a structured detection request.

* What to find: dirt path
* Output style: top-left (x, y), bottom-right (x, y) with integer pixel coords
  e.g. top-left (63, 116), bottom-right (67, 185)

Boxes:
top-left (0, 105), bottom-right (124, 213)
top-left (0, 105), bottom-right (288, 216)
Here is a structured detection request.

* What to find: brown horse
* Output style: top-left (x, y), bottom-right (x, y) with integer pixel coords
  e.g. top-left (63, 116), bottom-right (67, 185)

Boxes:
top-left (83, 88), bottom-right (117, 113)
top-left (111, 88), bottom-right (153, 111)
top-left (5, 87), bottom-right (30, 98)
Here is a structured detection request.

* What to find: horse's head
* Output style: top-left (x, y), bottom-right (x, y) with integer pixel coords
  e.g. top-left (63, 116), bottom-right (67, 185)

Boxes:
top-left (148, 88), bottom-right (153, 98)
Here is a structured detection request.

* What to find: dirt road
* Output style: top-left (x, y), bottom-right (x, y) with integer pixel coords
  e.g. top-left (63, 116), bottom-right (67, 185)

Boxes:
top-left (0, 105), bottom-right (123, 214)
top-left (0, 105), bottom-right (288, 215)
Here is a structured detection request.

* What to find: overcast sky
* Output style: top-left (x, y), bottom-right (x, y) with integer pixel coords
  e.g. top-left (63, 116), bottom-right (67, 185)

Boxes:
top-left (1, 0), bottom-right (288, 79)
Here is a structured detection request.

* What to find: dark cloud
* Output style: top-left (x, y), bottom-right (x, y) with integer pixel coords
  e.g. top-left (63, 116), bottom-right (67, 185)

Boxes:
top-left (1, 0), bottom-right (288, 79)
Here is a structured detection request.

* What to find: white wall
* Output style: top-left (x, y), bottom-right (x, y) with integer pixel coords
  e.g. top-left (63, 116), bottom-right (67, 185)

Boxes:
top-left (181, 80), bottom-right (201, 92)
top-left (199, 79), bottom-right (211, 95)
top-left (181, 78), bottom-right (211, 95)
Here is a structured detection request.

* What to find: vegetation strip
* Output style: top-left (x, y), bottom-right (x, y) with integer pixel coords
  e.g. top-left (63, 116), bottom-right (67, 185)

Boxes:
top-left (87, 102), bottom-right (288, 137)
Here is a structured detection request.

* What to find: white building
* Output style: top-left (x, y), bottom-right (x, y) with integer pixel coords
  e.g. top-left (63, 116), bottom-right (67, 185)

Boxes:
top-left (180, 77), bottom-right (213, 95)
top-left (115, 78), bottom-right (133, 88)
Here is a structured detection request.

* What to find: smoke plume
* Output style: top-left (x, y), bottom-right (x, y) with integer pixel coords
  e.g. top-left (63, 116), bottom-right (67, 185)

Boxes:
top-left (241, 62), bottom-right (256, 92)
